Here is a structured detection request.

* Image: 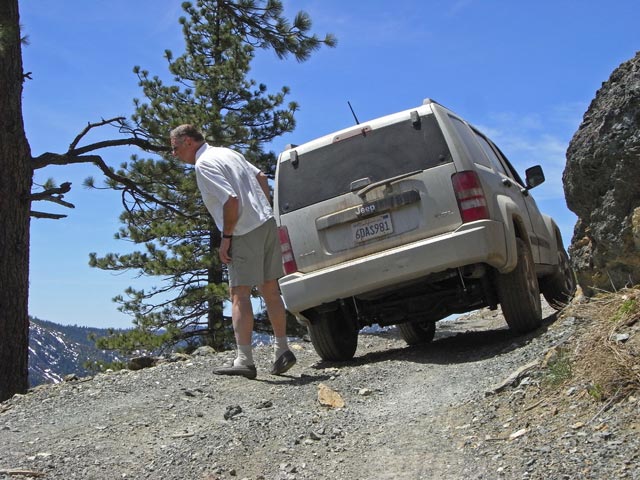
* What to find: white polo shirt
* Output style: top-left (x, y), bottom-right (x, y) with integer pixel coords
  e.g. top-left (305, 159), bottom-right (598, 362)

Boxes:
top-left (194, 144), bottom-right (273, 236)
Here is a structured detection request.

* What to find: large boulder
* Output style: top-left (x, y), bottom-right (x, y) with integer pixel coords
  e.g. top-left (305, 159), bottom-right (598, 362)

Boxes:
top-left (563, 51), bottom-right (640, 295)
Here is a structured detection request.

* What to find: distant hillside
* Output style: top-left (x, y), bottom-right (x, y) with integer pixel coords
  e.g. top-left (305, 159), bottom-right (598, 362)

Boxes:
top-left (28, 317), bottom-right (125, 387)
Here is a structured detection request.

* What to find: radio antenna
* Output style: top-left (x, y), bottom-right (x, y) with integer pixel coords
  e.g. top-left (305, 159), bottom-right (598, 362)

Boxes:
top-left (347, 101), bottom-right (360, 125)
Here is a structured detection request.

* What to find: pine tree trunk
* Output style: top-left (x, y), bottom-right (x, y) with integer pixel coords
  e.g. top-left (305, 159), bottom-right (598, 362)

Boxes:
top-left (206, 228), bottom-right (225, 348)
top-left (0, 0), bottom-right (33, 401)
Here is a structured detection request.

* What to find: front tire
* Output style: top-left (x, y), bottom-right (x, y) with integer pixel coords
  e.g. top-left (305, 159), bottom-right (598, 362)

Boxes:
top-left (540, 247), bottom-right (576, 310)
top-left (398, 320), bottom-right (436, 346)
top-left (308, 309), bottom-right (358, 361)
top-left (496, 238), bottom-right (542, 334)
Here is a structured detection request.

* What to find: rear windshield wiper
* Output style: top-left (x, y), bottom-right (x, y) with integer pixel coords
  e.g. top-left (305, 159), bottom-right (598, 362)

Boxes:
top-left (356, 170), bottom-right (423, 199)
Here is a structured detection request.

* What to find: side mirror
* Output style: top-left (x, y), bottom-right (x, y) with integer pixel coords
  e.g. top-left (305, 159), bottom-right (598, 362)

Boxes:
top-left (525, 165), bottom-right (545, 189)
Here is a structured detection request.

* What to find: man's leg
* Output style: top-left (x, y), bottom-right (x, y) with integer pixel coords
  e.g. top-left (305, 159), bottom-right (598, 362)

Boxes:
top-left (212, 285), bottom-right (257, 379)
top-left (258, 279), bottom-right (286, 338)
top-left (231, 285), bottom-right (255, 346)
top-left (259, 279), bottom-right (296, 375)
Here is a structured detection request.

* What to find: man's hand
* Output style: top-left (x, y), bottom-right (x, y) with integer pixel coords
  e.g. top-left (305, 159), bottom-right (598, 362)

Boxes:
top-left (219, 237), bottom-right (232, 264)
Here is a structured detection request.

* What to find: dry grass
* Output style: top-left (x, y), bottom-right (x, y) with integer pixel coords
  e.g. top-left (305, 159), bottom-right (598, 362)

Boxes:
top-left (562, 286), bottom-right (640, 402)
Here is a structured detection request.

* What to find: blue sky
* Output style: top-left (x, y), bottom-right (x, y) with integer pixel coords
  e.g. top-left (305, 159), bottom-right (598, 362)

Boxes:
top-left (22, 0), bottom-right (639, 328)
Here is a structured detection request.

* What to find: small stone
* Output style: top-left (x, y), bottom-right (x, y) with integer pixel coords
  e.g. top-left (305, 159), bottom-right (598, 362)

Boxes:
top-left (317, 383), bottom-right (345, 408)
top-left (168, 353), bottom-right (191, 362)
top-left (597, 431), bottom-right (613, 440)
top-left (509, 428), bottom-right (528, 440)
top-left (128, 356), bottom-right (158, 371)
top-left (193, 346), bottom-right (216, 356)
top-left (612, 333), bottom-right (630, 342)
top-left (224, 405), bottom-right (243, 420)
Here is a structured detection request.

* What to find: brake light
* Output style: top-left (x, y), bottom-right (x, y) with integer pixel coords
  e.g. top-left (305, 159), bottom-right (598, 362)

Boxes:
top-left (451, 171), bottom-right (489, 222)
top-left (278, 226), bottom-right (298, 274)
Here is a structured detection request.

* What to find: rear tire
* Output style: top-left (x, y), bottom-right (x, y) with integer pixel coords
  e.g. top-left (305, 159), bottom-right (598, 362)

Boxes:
top-left (308, 309), bottom-right (358, 361)
top-left (497, 238), bottom-right (542, 334)
top-left (398, 320), bottom-right (436, 346)
top-left (540, 247), bottom-right (576, 310)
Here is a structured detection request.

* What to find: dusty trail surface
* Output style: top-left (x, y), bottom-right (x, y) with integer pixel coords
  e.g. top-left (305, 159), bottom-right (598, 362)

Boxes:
top-left (1, 300), bottom-right (639, 479)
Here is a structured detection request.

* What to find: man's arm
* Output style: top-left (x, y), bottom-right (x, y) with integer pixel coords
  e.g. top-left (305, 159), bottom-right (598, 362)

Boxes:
top-left (256, 172), bottom-right (272, 205)
top-left (222, 195), bottom-right (239, 236)
top-left (219, 195), bottom-right (239, 264)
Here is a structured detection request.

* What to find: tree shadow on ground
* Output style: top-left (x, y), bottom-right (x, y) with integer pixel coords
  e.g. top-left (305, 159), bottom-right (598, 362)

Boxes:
top-left (313, 311), bottom-right (559, 370)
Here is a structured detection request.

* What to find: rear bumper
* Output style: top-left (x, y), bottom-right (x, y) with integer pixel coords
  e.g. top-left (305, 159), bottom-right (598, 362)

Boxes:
top-left (279, 220), bottom-right (507, 315)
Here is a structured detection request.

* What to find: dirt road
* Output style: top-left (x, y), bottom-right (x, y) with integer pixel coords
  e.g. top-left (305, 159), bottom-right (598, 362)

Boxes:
top-left (1, 301), bottom-right (638, 479)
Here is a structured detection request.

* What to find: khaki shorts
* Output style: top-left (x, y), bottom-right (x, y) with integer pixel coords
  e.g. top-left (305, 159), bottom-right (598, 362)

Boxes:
top-left (228, 217), bottom-right (284, 287)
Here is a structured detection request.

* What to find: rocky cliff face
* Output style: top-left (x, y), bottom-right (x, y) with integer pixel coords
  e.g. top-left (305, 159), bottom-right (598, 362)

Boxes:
top-left (564, 51), bottom-right (640, 295)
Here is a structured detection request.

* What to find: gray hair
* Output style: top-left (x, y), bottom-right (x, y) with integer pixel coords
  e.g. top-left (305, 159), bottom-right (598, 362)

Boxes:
top-left (170, 124), bottom-right (204, 142)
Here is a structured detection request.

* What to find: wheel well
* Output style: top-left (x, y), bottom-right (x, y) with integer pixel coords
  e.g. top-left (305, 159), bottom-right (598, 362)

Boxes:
top-left (500, 216), bottom-right (531, 274)
top-left (513, 217), bottom-right (531, 255)
top-left (512, 216), bottom-right (530, 248)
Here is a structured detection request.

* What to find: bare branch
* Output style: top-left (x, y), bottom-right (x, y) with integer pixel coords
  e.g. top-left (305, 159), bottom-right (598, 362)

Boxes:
top-left (27, 118), bottom-right (186, 217)
top-left (30, 181), bottom-right (73, 202)
top-left (28, 182), bottom-right (74, 218)
top-left (30, 211), bottom-right (67, 220)
top-left (32, 138), bottom-right (168, 170)
top-left (69, 117), bottom-right (125, 151)
top-left (72, 137), bottom-right (168, 157)
top-left (44, 196), bottom-right (74, 209)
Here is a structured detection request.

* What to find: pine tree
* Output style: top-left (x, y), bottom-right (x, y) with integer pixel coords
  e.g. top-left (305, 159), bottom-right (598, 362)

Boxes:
top-left (89, 0), bottom-right (335, 352)
top-left (0, 0), bottom-right (32, 401)
top-left (2, 1), bottom-right (169, 400)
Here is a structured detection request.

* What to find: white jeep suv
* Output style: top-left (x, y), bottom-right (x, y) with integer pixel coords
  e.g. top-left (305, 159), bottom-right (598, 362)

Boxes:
top-left (274, 98), bottom-right (575, 361)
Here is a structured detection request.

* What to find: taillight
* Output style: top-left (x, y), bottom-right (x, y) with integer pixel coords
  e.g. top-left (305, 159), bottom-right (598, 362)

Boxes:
top-left (451, 171), bottom-right (489, 222)
top-left (278, 226), bottom-right (298, 274)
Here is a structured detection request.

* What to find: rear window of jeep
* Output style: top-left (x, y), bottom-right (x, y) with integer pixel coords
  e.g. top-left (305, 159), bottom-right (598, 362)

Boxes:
top-left (277, 113), bottom-right (452, 214)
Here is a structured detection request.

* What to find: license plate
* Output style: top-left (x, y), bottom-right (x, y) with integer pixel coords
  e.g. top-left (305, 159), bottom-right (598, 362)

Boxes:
top-left (352, 213), bottom-right (393, 243)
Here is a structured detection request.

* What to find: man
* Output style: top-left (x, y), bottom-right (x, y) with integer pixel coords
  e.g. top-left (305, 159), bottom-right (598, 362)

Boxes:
top-left (170, 124), bottom-right (296, 379)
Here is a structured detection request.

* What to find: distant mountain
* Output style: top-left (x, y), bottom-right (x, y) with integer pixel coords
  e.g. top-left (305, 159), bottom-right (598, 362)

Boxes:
top-left (29, 317), bottom-right (125, 387)
top-left (27, 315), bottom-right (305, 388)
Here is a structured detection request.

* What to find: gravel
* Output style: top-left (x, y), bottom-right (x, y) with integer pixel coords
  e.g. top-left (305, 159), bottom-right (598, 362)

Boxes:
top-left (1, 302), bottom-right (639, 480)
